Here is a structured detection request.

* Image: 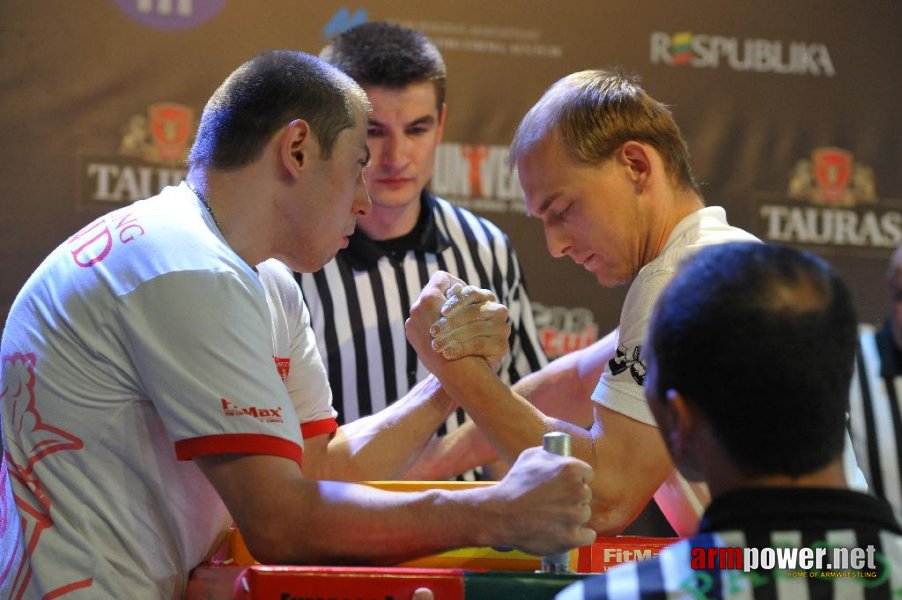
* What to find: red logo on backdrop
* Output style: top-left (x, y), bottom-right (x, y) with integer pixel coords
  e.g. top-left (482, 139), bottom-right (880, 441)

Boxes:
top-left (812, 147), bottom-right (853, 204)
top-left (149, 103), bottom-right (193, 161)
top-left (756, 146), bottom-right (896, 252)
top-left (533, 303), bottom-right (598, 360)
top-left (461, 145), bottom-right (489, 198)
top-left (80, 101), bottom-right (194, 209)
top-left (117, 102), bottom-right (195, 165)
top-left (787, 146), bottom-right (876, 207)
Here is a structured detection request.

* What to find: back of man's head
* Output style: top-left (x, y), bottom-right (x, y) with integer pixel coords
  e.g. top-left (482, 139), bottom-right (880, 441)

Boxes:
top-left (648, 242), bottom-right (857, 478)
top-left (188, 49), bottom-right (367, 171)
top-left (320, 21), bottom-right (446, 110)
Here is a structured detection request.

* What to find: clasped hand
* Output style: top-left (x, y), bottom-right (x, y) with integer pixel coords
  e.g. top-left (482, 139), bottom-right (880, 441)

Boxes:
top-left (405, 271), bottom-right (511, 373)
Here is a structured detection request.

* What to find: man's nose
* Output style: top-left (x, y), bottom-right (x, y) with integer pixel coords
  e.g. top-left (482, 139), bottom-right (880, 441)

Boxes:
top-left (545, 226), bottom-right (571, 259)
top-left (355, 174), bottom-right (372, 215)
top-left (379, 133), bottom-right (408, 169)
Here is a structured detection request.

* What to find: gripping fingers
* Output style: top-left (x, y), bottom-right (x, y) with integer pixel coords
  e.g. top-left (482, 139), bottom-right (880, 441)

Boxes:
top-left (441, 285), bottom-right (497, 316)
top-left (432, 301), bottom-right (509, 337)
top-left (431, 316), bottom-right (511, 359)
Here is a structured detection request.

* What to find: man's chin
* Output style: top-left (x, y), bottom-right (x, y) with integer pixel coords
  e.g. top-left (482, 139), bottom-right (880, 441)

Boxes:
top-left (280, 254), bottom-right (333, 274)
top-left (594, 271), bottom-right (628, 288)
top-left (368, 186), bottom-right (420, 210)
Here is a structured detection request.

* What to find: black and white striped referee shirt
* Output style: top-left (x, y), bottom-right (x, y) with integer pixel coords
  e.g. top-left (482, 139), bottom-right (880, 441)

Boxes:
top-left (297, 191), bottom-right (547, 479)
top-left (850, 323), bottom-right (902, 520)
top-left (558, 488), bottom-right (902, 599)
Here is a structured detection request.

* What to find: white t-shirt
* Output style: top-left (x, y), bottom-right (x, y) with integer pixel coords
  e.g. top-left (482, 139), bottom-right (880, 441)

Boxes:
top-left (592, 207), bottom-right (759, 536)
top-left (590, 206), bottom-right (867, 535)
top-left (0, 183), bottom-right (303, 599)
top-left (257, 258), bottom-right (338, 441)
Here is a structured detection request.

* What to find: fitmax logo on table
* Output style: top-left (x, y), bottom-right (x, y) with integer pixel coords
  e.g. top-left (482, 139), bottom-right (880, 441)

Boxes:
top-left (650, 31), bottom-right (835, 77)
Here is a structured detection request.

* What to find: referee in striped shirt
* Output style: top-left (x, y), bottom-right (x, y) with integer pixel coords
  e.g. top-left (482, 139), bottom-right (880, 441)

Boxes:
top-left (850, 246), bottom-right (902, 521)
top-left (558, 243), bottom-right (902, 600)
top-left (296, 22), bottom-right (547, 480)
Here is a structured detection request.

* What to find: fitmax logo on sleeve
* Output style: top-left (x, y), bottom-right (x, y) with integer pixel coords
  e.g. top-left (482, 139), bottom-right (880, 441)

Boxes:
top-left (221, 398), bottom-right (284, 423)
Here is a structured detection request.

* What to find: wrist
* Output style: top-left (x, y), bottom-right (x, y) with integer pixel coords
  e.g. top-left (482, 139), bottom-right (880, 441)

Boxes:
top-left (457, 485), bottom-right (509, 548)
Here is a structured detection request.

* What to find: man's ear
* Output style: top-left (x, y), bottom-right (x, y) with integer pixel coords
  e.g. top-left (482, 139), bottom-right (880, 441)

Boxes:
top-left (616, 141), bottom-right (652, 194)
top-left (280, 118), bottom-right (313, 178)
top-left (665, 389), bottom-right (698, 458)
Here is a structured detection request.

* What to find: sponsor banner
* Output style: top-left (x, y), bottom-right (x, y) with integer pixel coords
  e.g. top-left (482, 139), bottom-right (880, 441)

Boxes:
top-left (392, 19), bottom-right (562, 58)
top-left (113, 0), bottom-right (227, 31)
top-left (532, 302), bottom-right (599, 360)
top-left (650, 31), bottom-right (834, 76)
top-left (320, 8), bottom-right (563, 58)
top-left (431, 142), bottom-right (526, 215)
top-left (77, 103), bottom-right (194, 211)
top-left (753, 147), bottom-right (901, 256)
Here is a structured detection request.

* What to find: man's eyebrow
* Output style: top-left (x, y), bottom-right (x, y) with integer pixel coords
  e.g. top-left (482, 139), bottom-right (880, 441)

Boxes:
top-left (367, 115), bottom-right (436, 128)
top-left (532, 192), bottom-right (562, 217)
top-left (407, 115), bottom-right (436, 127)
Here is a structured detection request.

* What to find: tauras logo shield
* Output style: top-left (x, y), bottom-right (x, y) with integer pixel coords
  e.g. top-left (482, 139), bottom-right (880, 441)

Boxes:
top-left (149, 103), bottom-right (193, 162)
top-left (813, 147), bottom-right (853, 204)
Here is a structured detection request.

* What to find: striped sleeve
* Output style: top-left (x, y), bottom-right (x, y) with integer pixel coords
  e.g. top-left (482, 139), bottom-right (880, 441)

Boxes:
top-left (850, 325), bottom-right (902, 519)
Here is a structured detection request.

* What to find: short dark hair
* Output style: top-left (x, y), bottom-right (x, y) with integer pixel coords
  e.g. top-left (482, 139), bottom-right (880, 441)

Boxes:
top-left (188, 50), bottom-right (368, 170)
top-left (320, 21), bottom-right (446, 111)
top-left (648, 242), bottom-right (857, 477)
top-left (510, 69), bottom-right (698, 193)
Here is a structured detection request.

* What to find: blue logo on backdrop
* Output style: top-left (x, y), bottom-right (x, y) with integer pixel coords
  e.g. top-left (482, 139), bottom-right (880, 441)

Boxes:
top-left (114, 0), bottom-right (227, 31)
top-left (322, 7), bottom-right (368, 40)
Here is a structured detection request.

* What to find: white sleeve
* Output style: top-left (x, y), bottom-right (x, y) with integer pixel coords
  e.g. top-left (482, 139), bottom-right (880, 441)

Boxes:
top-left (591, 269), bottom-right (673, 426)
top-left (258, 260), bottom-right (337, 438)
top-left (119, 269), bottom-right (303, 459)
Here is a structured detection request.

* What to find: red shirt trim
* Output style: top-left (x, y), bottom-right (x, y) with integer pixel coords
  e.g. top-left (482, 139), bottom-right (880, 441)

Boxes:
top-left (301, 418), bottom-right (338, 439)
top-left (175, 434), bottom-right (303, 468)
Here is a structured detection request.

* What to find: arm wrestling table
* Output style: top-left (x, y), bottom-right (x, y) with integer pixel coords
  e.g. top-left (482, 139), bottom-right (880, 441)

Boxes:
top-left (185, 481), bottom-right (676, 599)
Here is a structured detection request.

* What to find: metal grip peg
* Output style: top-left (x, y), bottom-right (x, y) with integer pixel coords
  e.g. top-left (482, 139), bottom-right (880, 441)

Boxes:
top-left (540, 431), bottom-right (572, 573)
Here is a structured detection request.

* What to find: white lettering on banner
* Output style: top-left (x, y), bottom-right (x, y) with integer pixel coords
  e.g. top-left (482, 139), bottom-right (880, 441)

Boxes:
top-left (431, 143), bottom-right (526, 214)
top-left (650, 31), bottom-right (835, 77)
top-left (84, 161), bottom-right (187, 204)
top-left (603, 548), bottom-right (653, 563)
top-left (394, 20), bottom-right (562, 59)
top-left (136, 0), bottom-right (193, 17)
top-left (760, 205), bottom-right (902, 248)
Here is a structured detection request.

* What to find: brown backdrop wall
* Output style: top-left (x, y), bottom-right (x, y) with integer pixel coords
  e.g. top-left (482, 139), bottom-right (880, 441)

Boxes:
top-left (2, 1), bottom-right (901, 357)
